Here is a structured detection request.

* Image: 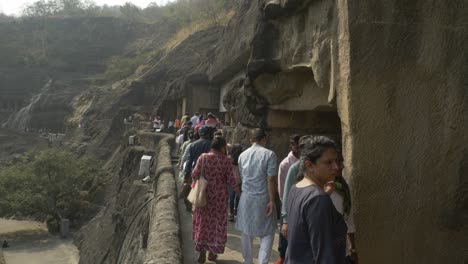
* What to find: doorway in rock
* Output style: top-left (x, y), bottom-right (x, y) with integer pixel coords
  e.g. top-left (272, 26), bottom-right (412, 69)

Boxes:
top-left (223, 106), bottom-right (342, 161)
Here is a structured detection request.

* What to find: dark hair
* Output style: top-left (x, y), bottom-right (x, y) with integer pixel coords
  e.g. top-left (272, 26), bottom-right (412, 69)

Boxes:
top-left (199, 126), bottom-right (214, 138)
top-left (188, 130), bottom-right (195, 140)
top-left (187, 121), bottom-right (193, 126)
top-left (290, 134), bottom-right (301, 145)
top-left (193, 131), bottom-right (200, 140)
top-left (297, 136), bottom-right (337, 181)
top-left (299, 135), bottom-right (314, 149)
top-left (251, 128), bottom-right (267, 142)
top-left (195, 112), bottom-right (200, 115)
top-left (207, 113), bottom-right (215, 119)
top-left (301, 136), bottom-right (337, 163)
top-left (230, 144), bottom-right (243, 166)
top-left (214, 130), bottom-right (223, 137)
top-left (211, 136), bottom-right (227, 151)
top-left (185, 112), bottom-right (189, 115)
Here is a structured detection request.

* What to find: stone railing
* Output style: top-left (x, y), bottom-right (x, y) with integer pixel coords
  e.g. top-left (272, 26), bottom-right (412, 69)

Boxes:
top-left (143, 133), bottom-right (183, 264)
top-left (0, 248), bottom-right (5, 264)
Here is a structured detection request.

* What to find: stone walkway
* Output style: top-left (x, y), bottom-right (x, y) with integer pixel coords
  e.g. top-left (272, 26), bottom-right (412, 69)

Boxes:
top-left (175, 169), bottom-right (280, 264)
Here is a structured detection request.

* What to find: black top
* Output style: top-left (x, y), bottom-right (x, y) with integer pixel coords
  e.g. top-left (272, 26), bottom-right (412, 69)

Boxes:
top-left (285, 184), bottom-right (347, 264)
top-left (184, 138), bottom-right (211, 179)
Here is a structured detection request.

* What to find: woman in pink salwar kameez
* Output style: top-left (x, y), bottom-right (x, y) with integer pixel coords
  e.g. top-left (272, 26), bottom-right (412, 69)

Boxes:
top-left (191, 136), bottom-right (239, 263)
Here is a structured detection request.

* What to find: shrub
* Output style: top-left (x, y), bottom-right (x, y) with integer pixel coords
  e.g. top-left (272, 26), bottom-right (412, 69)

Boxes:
top-left (0, 149), bottom-right (107, 227)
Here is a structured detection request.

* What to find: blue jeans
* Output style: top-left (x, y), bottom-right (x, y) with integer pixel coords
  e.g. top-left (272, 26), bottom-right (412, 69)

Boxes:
top-left (228, 187), bottom-right (239, 215)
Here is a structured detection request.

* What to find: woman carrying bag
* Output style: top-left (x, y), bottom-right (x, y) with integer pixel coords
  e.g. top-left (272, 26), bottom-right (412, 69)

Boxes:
top-left (191, 136), bottom-right (240, 263)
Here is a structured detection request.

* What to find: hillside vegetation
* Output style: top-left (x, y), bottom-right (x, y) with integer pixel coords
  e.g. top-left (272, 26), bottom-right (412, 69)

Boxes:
top-left (0, 0), bottom-right (239, 103)
top-left (0, 149), bottom-right (106, 229)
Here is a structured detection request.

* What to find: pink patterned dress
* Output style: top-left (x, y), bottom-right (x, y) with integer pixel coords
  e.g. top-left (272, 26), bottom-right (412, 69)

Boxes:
top-left (191, 149), bottom-right (236, 253)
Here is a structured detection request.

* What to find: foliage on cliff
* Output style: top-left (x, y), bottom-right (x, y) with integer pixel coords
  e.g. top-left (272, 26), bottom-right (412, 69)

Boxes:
top-left (0, 0), bottom-right (238, 85)
top-left (18, 0), bottom-right (240, 24)
top-left (0, 149), bottom-right (106, 226)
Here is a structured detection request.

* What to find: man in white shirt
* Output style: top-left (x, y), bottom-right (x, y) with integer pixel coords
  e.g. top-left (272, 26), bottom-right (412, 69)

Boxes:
top-left (191, 112), bottom-right (200, 125)
top-left (236, 129), bottom-right (278, 264)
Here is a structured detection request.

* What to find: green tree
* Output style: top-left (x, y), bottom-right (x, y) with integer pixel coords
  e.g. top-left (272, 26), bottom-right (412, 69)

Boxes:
top-left (141, 2), bottom-right (163, 22)
top-left (22, 0), bottom-right (98, 17)
top-left (0, 13), bottom-right (15, 22)
top-left (0, 149), bottom-right (106, 229)
top-left (98, 4), bottom-right (122, 17)
top-left (22, 0), bottom-right (62, 17)
top-left (120, 2), bottom-right (143, 22)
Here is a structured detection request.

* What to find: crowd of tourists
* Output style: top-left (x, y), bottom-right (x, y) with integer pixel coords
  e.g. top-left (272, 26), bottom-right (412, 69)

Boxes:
top-left (152, 112), bottom-right (224, 134)
top-left (174, 111), bottom-right (358, 264)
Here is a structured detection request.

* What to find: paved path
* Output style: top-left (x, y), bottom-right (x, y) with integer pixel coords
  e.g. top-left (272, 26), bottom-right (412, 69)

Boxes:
top-left (175, 168), bottom-right (280, 264)
top-left (0, 219), bottom-right (78, 264)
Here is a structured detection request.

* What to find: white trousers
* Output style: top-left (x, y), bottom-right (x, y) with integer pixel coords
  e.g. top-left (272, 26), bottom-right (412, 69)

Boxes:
top-left (241, 233), bottom-right (275, 264)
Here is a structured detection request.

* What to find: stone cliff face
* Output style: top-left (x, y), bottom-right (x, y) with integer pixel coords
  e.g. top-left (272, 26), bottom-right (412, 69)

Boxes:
top-left (205, 0), bottom-right (468, 263)
top-left (209, 0), bottom-right (342, 156)
top-left (68, 26), bottom-right (223, 159)
top-left (215, 0), bottom-right (467, 263)
top-left (337, 0), bottom-right (468, 263)
top-left (2, 1), bottom-right (466, 263)
top-left (0, 17), bottom-right (176, 131)
top-left (75, 145), bottom-right (154, 264)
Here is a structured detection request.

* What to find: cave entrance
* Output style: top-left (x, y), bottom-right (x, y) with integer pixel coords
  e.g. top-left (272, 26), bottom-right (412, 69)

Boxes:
top-left (265, 106), bottom-right (342, 159)
top-left (158, 100), bottom-right (178, 123)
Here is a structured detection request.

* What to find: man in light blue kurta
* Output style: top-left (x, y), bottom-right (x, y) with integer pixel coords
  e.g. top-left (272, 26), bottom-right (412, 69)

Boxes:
top-left (236, 129), bottom-right (278, 264)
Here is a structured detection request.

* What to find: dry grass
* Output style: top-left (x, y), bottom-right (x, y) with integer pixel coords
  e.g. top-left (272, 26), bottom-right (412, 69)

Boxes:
top-left (163, 10), bottom-right (235, 52)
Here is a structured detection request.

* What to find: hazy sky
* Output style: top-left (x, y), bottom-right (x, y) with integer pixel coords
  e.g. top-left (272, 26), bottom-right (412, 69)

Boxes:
top-left (0, 0), bottom-right (174, 16)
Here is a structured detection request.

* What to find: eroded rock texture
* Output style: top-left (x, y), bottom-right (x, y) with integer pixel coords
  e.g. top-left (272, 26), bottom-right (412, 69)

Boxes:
top-left (336, 0), bottom-right (468, 263)
top-left (211, 0), bottom-right (341, 157)
top-left (213, 1), bottom-right (468, 263)
top-left (2, 0), bottom-right (465, 263)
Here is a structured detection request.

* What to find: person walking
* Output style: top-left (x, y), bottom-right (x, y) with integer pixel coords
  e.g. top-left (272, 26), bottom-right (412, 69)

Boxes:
top-left (280, 136), bottom-right (313, 242)
top-left (177, 130), bottom-right (198, 174)
top-left (198, 115), bottom-right (206, 126)
top-left (181, 121), bottom-right (193, 142)
top-left (275, 135), bottom-right (301, 264)
top-left (191, 112), bottom-right (200, 125)
top-left (236, 129), bottom-right (278, 264)
top-left (183, 126), bottom-right (213, 211)
top-left (284, 136), bottom-right (347, 264)
top-left (168, 120), bottom-right (175, 133)
top-left (228, 144), bottom-right (243, 221)
top-left (191, 136), bottom-right (240, 263)
top-left (329, 153), bottom-right (359, 264)
top-left (181, 112), bottom-right (190, 124)
top-left (174, 116), bottom-right (182, 131)
top-left (205, 113), bottom-right (217, 127)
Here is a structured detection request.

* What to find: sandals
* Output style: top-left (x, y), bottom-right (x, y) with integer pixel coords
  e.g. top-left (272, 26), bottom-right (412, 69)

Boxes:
top-left (197, 251), bottom-right (217, 263)
top-left (197, 251), bottom-right (206, 263)
top-left (208, 252), bottom-right (218, 262)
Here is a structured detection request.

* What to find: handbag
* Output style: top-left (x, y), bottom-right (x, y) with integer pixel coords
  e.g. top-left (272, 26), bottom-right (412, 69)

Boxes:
top-left (187, 154), bottom-right (208, 208)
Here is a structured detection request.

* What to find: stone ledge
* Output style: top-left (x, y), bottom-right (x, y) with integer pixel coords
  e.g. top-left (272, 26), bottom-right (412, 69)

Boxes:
top-left (0, 248), bottom-right (5, 264)
top-left (144, 135), bottom-right (183, 264)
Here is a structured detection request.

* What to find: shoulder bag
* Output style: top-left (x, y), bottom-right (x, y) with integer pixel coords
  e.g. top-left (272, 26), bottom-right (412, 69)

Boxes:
top-left (187, 154), bottom-right (208, 208)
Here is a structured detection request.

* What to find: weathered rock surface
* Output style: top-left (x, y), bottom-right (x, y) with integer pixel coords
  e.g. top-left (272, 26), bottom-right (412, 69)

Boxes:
top-left (213, 1), bottom-right (468, 263)
top-left (0, 16), bottom-right (177, 129)
top-left (2, 1), bottom-right (466, 263)
top-left (76, 145), bottom-right (155, 264)
top-left (336, 1), bottom-right (468, 263)
top-left (75, 8), bottom-right (468, 264)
